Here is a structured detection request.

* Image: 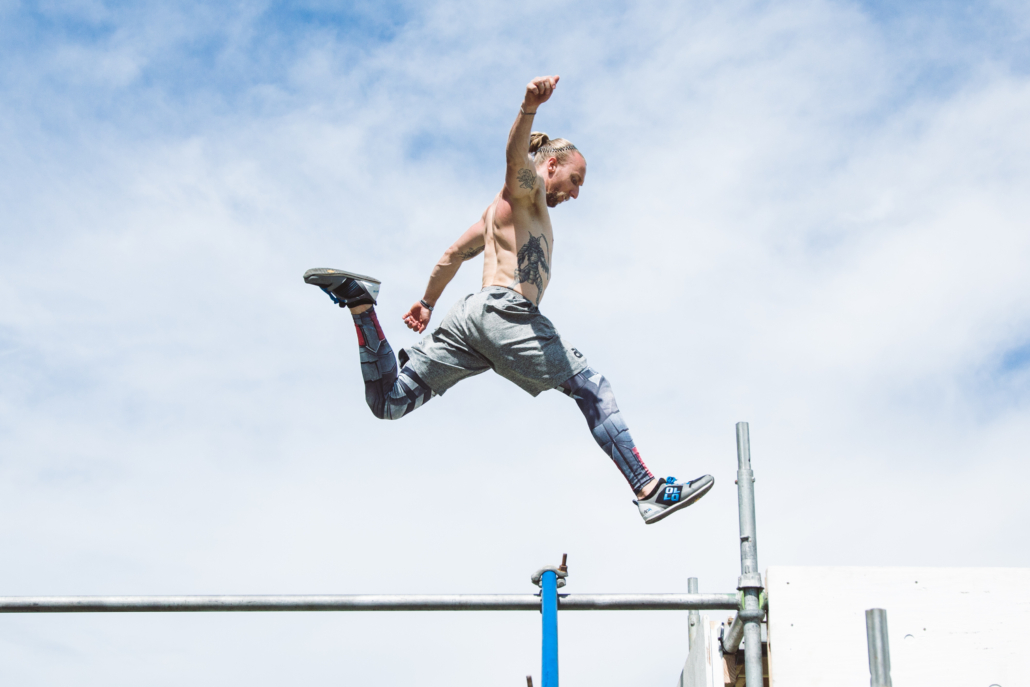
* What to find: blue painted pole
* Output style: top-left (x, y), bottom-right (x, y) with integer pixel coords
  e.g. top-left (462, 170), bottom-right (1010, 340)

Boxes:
top-left (540, 570), bottom-right (559, 687)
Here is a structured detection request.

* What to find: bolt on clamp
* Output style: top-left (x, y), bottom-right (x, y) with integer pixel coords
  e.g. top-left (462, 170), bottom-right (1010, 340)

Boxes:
top-left (531, 554), bottom-right (569, 589)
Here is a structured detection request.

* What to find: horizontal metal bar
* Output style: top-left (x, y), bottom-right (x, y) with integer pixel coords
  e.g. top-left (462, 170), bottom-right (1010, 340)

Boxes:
top-left (0, 593), bottom-right (740, 614)
top-left (559, 594), bottom-right (739, 611)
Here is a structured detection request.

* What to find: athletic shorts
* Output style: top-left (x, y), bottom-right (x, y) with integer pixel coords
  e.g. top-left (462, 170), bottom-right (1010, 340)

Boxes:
top-left (401, 286), bottom-right (589, 397)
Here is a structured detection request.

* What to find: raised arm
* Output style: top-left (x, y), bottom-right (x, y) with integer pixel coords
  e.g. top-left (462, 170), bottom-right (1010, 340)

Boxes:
top-left (504, 75), bottom-right (559, 200)
top-left (402, 220), bottom-right (486, 333)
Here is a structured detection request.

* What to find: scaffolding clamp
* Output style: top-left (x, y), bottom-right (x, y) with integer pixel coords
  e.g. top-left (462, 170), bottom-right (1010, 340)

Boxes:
top-left (531, 554), bottom-right (569, 589)
top-left (737, 572), bottom-right (763, 590)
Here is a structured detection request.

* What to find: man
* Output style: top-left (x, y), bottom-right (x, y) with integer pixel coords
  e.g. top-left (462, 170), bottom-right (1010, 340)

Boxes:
top-left (304, 76), bottom-right (713, 523)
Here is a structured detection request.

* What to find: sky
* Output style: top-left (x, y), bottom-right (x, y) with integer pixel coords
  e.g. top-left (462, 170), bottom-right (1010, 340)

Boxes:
top-left (1, 0), bottom-right (1029, 684)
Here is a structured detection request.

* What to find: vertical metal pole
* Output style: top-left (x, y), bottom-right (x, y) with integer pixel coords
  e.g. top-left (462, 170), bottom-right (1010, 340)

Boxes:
top-left (736, 422), bottom-right (764, 687)
top-left (541, 570), bottom-right (559, 687)
top-left (866, 608), bottom-right (892, 687)
top-left (687, 577), bottom-right (700, 651)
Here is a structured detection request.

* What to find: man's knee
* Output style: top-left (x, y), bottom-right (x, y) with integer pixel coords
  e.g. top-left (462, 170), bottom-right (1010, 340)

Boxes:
top-left (365, 392), bottom-right (414, 421)
top-left (365, 368), bottom-right (433, 421)
top-left (561, 367), bottom-right (619, 428)
top-left (364, 390), bottom-right (392, 420)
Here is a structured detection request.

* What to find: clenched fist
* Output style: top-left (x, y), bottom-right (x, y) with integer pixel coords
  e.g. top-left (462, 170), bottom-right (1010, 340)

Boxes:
top-left (523, 75), bottom-right (559, 111)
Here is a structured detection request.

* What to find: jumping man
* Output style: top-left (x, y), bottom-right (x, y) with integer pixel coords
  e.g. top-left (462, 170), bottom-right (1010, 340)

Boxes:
top-left (304, 75), bottom-right (713, 523)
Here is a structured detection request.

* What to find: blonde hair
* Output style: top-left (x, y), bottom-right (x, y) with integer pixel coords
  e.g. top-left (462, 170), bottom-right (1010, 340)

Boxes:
top-left (529, 132), bottom-right (582, 166)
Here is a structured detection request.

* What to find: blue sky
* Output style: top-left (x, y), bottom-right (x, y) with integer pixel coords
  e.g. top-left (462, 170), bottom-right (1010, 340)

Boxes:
top-left (1, 1), bottom-right (1029, 685)
top-left (6, 0), bottom-right (1021, 161)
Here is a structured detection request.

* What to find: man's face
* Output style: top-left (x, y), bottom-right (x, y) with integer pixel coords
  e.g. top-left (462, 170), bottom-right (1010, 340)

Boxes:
top-left (544, 153), bottom-right (586, 208)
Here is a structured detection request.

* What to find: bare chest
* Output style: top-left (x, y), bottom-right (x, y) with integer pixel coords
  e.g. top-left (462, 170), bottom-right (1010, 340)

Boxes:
top-left (486, 195), bottom-right (554, 303)
top-left (488, 197), bottom-right (554, 256)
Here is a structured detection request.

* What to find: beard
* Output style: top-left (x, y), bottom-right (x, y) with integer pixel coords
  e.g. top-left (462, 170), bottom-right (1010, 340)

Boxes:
top-left (546, 191), bottom-right (569, 207)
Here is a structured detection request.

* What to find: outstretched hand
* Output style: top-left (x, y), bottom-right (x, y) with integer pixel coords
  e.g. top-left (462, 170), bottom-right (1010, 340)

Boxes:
top-left (524, 75), bottom-right (559, 110)
top-left (402, 302), bottom-right (432, 334)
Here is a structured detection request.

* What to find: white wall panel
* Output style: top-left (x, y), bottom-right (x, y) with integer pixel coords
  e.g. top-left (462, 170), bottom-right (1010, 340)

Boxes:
top-left (766, 566), bottom-right (1029, 687)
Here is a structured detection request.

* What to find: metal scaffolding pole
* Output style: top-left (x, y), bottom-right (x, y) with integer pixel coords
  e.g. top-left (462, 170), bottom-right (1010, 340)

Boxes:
top-left (687, 577), bottom-right (700, 651)
top-left (865, 608), bottom-right (892, 687)
top-left (0, 593), bottom-right (741, 614)
top-left (541, 571), bottom-right (559, 687)
top-left (736, 421), bottom-right (765, 687)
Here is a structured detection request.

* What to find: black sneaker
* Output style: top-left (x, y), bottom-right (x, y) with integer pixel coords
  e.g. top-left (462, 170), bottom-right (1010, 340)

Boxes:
top-left (303, 268), bottom-right (381, 308)
top-left (634, 475), bottom-right (714, 524)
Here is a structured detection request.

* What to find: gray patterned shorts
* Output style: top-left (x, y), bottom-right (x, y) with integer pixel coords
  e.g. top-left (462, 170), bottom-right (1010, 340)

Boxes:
top-left (401, 286), bottom-right (589, 397)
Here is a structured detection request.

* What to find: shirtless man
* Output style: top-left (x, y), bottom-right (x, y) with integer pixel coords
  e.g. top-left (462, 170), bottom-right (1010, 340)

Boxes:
top-left (304, 76), bottom-right (713, 523)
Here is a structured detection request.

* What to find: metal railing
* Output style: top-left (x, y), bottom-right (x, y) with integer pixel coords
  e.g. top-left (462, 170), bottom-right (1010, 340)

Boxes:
top-left (0, 593), bottom-right (740, 614)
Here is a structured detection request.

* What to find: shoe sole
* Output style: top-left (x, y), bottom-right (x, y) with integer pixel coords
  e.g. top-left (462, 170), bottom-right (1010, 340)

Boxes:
top-left (303, 267), bottom-right (381, 285)
top-left (644, 476), bottom-right (715, 525)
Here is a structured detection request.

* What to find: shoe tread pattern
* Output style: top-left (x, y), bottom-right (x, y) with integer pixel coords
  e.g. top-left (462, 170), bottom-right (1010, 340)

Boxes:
top-left (303, 267), bottom-right (381, 284)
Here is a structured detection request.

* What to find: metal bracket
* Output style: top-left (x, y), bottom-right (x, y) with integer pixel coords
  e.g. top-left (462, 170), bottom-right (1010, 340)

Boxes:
top-left (531, 555), bottom-right (569, 589)
top-left (531, 567), bottom-right (567, 588)
top-left (737, 573), bottom-right (763, 590)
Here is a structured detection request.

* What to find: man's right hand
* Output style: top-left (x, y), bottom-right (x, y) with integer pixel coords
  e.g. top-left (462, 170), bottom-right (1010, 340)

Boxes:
top-left (523, 75), bottom-right (559, 111)
top-left (402, 302), bottom-right (432, 333)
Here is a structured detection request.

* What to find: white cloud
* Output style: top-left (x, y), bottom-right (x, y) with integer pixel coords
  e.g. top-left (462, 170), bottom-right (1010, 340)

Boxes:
top-left (1, 0), bottom-right (1029, 685)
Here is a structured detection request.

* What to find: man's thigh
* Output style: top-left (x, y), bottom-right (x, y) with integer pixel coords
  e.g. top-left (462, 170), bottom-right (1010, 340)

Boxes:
top-left (401, 295), bottom-right (493, 395)
top-left (471, 290), bottom-right (588, 396)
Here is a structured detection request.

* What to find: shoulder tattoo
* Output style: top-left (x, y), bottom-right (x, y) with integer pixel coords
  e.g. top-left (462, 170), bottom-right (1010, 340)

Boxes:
top-left (516, 168), bottom-right (536, 190)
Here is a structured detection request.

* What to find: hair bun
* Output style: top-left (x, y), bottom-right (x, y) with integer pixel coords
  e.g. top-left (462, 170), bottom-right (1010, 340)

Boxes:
top-left (528, 132), bottom-right (550, 154)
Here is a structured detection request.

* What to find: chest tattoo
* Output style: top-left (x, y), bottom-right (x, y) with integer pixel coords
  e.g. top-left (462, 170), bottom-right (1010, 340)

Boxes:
top-left (511, 233), bottom-right (550, 302)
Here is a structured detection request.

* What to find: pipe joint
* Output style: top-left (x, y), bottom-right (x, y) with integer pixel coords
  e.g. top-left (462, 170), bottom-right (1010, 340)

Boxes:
top-left (737, 607), bottom-right (765, 623)
top-left (737, 573), bottom-right (763, 590)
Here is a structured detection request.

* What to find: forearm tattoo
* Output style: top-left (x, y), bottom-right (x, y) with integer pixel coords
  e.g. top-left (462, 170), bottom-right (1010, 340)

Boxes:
top-left (516, 168), bottom-right (536, 190)
top-left (459, 245), bottom-right (484, 261)
top-left (510, 232), bottom-right (550, 302)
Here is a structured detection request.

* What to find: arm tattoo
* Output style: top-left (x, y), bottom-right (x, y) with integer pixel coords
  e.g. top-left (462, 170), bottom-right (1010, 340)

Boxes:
top-left (510, 233), bottom-right (550, 303)
top-left (516, 168), bottom-right (536, 190)
top-left (459, 245), bottom-right (484, 261)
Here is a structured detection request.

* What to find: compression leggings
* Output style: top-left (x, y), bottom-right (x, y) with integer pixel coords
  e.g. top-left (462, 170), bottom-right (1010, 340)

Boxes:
top-left (559, 367), bottom-right (655, 493)
top-left (352, 310), bottom-right (654, 493)
top-left (352, 308), bottom-right (435, 420)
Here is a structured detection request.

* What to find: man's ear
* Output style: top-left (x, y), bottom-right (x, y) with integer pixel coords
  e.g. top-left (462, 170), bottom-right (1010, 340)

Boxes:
top-left (548, 158), bottom-right (558, 174)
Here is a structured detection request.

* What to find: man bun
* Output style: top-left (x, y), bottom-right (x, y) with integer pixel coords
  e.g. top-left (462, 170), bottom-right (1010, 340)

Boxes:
top-left (529, 132), bottom-right (550, 154)
top-left (530, 132), bottom-right (581, 166)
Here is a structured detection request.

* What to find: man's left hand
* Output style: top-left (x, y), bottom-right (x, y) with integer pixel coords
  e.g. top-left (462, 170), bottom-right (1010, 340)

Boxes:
top-left (402, 302), bottom-right (432, 333)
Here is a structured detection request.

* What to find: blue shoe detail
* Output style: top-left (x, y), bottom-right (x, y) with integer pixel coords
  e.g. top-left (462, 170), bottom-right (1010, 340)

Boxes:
top-left (304, 268), bottom-right (381, 308)
top-left (635, 473), bottom-right (715, 524)
top-left (320, 286), bottom-right (340, 305)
